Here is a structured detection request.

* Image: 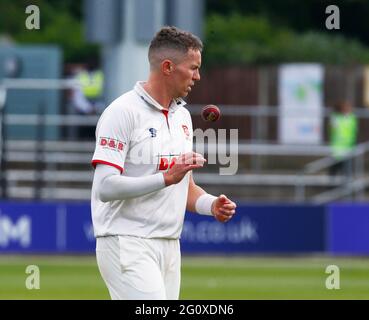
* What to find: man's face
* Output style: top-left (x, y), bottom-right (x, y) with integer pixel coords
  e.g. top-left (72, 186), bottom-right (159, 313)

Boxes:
top-left (171, 49), bottom-right (201, 98)
top-left (342, 102), bottom-right (352, 114)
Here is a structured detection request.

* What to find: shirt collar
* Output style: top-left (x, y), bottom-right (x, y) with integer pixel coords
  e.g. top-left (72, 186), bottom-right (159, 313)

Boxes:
top-left (134, 81), bottom-right (186, 112)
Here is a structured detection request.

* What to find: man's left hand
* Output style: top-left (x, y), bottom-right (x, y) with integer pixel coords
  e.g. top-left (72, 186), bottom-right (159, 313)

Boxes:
top-left (211, 194), bottom-right (237, 223)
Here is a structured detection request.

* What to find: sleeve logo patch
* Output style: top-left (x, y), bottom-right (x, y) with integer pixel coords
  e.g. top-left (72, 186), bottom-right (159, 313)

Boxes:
top-left (99, 137), bottom-right (125, 152)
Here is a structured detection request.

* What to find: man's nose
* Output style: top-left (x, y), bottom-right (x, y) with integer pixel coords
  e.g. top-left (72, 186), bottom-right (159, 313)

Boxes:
top-left (193, 70), bottom-right (200, 81)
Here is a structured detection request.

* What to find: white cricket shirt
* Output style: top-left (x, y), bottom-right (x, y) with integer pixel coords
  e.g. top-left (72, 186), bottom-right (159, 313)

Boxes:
top-left (91, 82), bottom-right (193, 239)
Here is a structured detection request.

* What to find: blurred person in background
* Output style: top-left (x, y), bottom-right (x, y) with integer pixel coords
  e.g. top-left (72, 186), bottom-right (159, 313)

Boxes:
top-left (68, 61), bottom-right (104, 140)
top-left (74, 64), bottom-right (104, 114)
top-left (329, 101), bottom-right (358, 178)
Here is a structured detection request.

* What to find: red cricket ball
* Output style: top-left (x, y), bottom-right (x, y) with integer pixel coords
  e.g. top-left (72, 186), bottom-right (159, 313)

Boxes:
top-left (201, 104), bottom-right (221, 122)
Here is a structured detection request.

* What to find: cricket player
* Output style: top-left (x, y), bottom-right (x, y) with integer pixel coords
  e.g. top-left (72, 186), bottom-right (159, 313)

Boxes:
top-left (91, 26), bottom-right (237, 300)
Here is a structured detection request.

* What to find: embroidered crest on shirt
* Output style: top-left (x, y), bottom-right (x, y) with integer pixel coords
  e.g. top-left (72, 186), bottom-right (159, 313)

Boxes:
top-left (182, 125), bottom-right (191, 140)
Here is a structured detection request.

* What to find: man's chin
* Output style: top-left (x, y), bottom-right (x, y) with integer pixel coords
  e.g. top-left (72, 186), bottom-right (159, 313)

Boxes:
top-left (175, 89), bottom-right (190, 99)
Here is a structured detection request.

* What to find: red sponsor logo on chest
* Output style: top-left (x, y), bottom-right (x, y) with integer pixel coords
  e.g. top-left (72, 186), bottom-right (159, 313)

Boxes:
top-left (158, 156), bottom-right (178, 171)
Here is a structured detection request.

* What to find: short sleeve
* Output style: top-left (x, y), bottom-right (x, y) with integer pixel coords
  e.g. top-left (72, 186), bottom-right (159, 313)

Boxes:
top-left (91, 105), bottom-right (133, 173)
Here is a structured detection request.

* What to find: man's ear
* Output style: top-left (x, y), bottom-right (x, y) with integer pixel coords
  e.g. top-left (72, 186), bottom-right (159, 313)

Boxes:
top-left (162, 60), bottom-right (173, 75)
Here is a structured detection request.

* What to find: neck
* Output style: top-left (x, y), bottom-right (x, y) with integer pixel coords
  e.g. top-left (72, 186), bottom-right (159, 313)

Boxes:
top-left (143, 74), bottom-right (173, 110)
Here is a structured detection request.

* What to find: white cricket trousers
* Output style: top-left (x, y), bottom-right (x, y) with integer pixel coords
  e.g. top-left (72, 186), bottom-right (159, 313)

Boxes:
top-left (96, 235), bottom-right (181, 300)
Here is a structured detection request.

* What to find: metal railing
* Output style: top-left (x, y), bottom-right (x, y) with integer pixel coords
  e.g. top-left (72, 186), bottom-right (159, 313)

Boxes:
top-left (294, 141), bottom-right (369, 203)
top-left (1, 78), bottom-right (369, 201)
top-left (0, 78), bottom-right (82, 199)
top-left (1, 138), bottom-right (340, 201)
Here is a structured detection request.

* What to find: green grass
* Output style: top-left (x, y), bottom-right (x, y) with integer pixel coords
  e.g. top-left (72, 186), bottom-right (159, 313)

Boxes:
top-left (0, 255), bottom-right (368, 300)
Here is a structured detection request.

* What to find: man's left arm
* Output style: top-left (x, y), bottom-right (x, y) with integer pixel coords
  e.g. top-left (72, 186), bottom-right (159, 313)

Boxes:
top-left (186, 173), bottom-right (237, 223)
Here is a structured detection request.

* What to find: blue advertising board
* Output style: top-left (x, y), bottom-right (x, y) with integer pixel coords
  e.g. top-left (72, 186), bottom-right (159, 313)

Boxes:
top-left (0, 202), bottom-right (59, 252)
top-left (328, 203), bottom-right (369, 255)
top-left (65, 203), bottom-right (95, 252)
top-left (0, 202), bottom-right (326, 254)
top-left (0, 202), bottom-right (96, 253)
top-left (181, 205), bottom-right (326, 253)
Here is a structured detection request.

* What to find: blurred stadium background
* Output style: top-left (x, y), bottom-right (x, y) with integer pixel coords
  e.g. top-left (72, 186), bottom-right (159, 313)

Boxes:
top-left (1, 0), bottom-right (369, 299)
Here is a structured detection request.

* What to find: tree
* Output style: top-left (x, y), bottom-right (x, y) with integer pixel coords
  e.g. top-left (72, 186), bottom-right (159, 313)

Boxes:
top-left (204, 13), bottom-right (369, 65)
top-left (0, 0), bottom-right (98, 63)
top-left (206, 0), bottom-right (369, 46)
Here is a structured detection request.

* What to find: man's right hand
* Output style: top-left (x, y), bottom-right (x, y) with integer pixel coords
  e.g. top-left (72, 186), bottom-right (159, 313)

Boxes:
top-left (163, 152), bottom-right (206, 186)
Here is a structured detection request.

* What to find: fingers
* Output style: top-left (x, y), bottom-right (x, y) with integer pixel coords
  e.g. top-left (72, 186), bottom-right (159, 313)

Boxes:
top-left (218, 207), bottom-right (236, 215)
top-left (215, 195), bottom-right (237, 223)
top-left (178, 152), bottom-right (206, 166)
top-left (221, 203), bottom-right (236, 210)
top-left (165, 153), bottom-right (206, 185)
top-left (216, 213), bottom-right (233, 223)
top-left (218, 203), bottom-right (236, 215)
top-left (175, 153), bottom-right (206, 174)
top-left (218, 194), bottom-right (227, 203)
top-left (186, 164), bottom-right (204, 171)
top-left (218, 194), bottom-right (236, 205)
top-left (217, 210), bottom-right (235, 220)
top-left (219, 203), bottom-right (237, 213)
top-left (187, 153), bottom-right (206, 166)
top-left (217, 195), bottom-right (237, 210)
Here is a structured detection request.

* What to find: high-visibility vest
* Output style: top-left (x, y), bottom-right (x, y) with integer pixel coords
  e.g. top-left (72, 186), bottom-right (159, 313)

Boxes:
top-left (77, 70), bottom-right (104, 99)
top-left (330, 112), bottom-right (358, 159)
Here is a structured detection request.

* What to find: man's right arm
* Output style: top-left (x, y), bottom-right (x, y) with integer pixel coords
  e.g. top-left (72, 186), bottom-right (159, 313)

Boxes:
top-left (95, 164), bottom-right (165, 202)
top-left (95, 152), bottom-right (206, 202)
